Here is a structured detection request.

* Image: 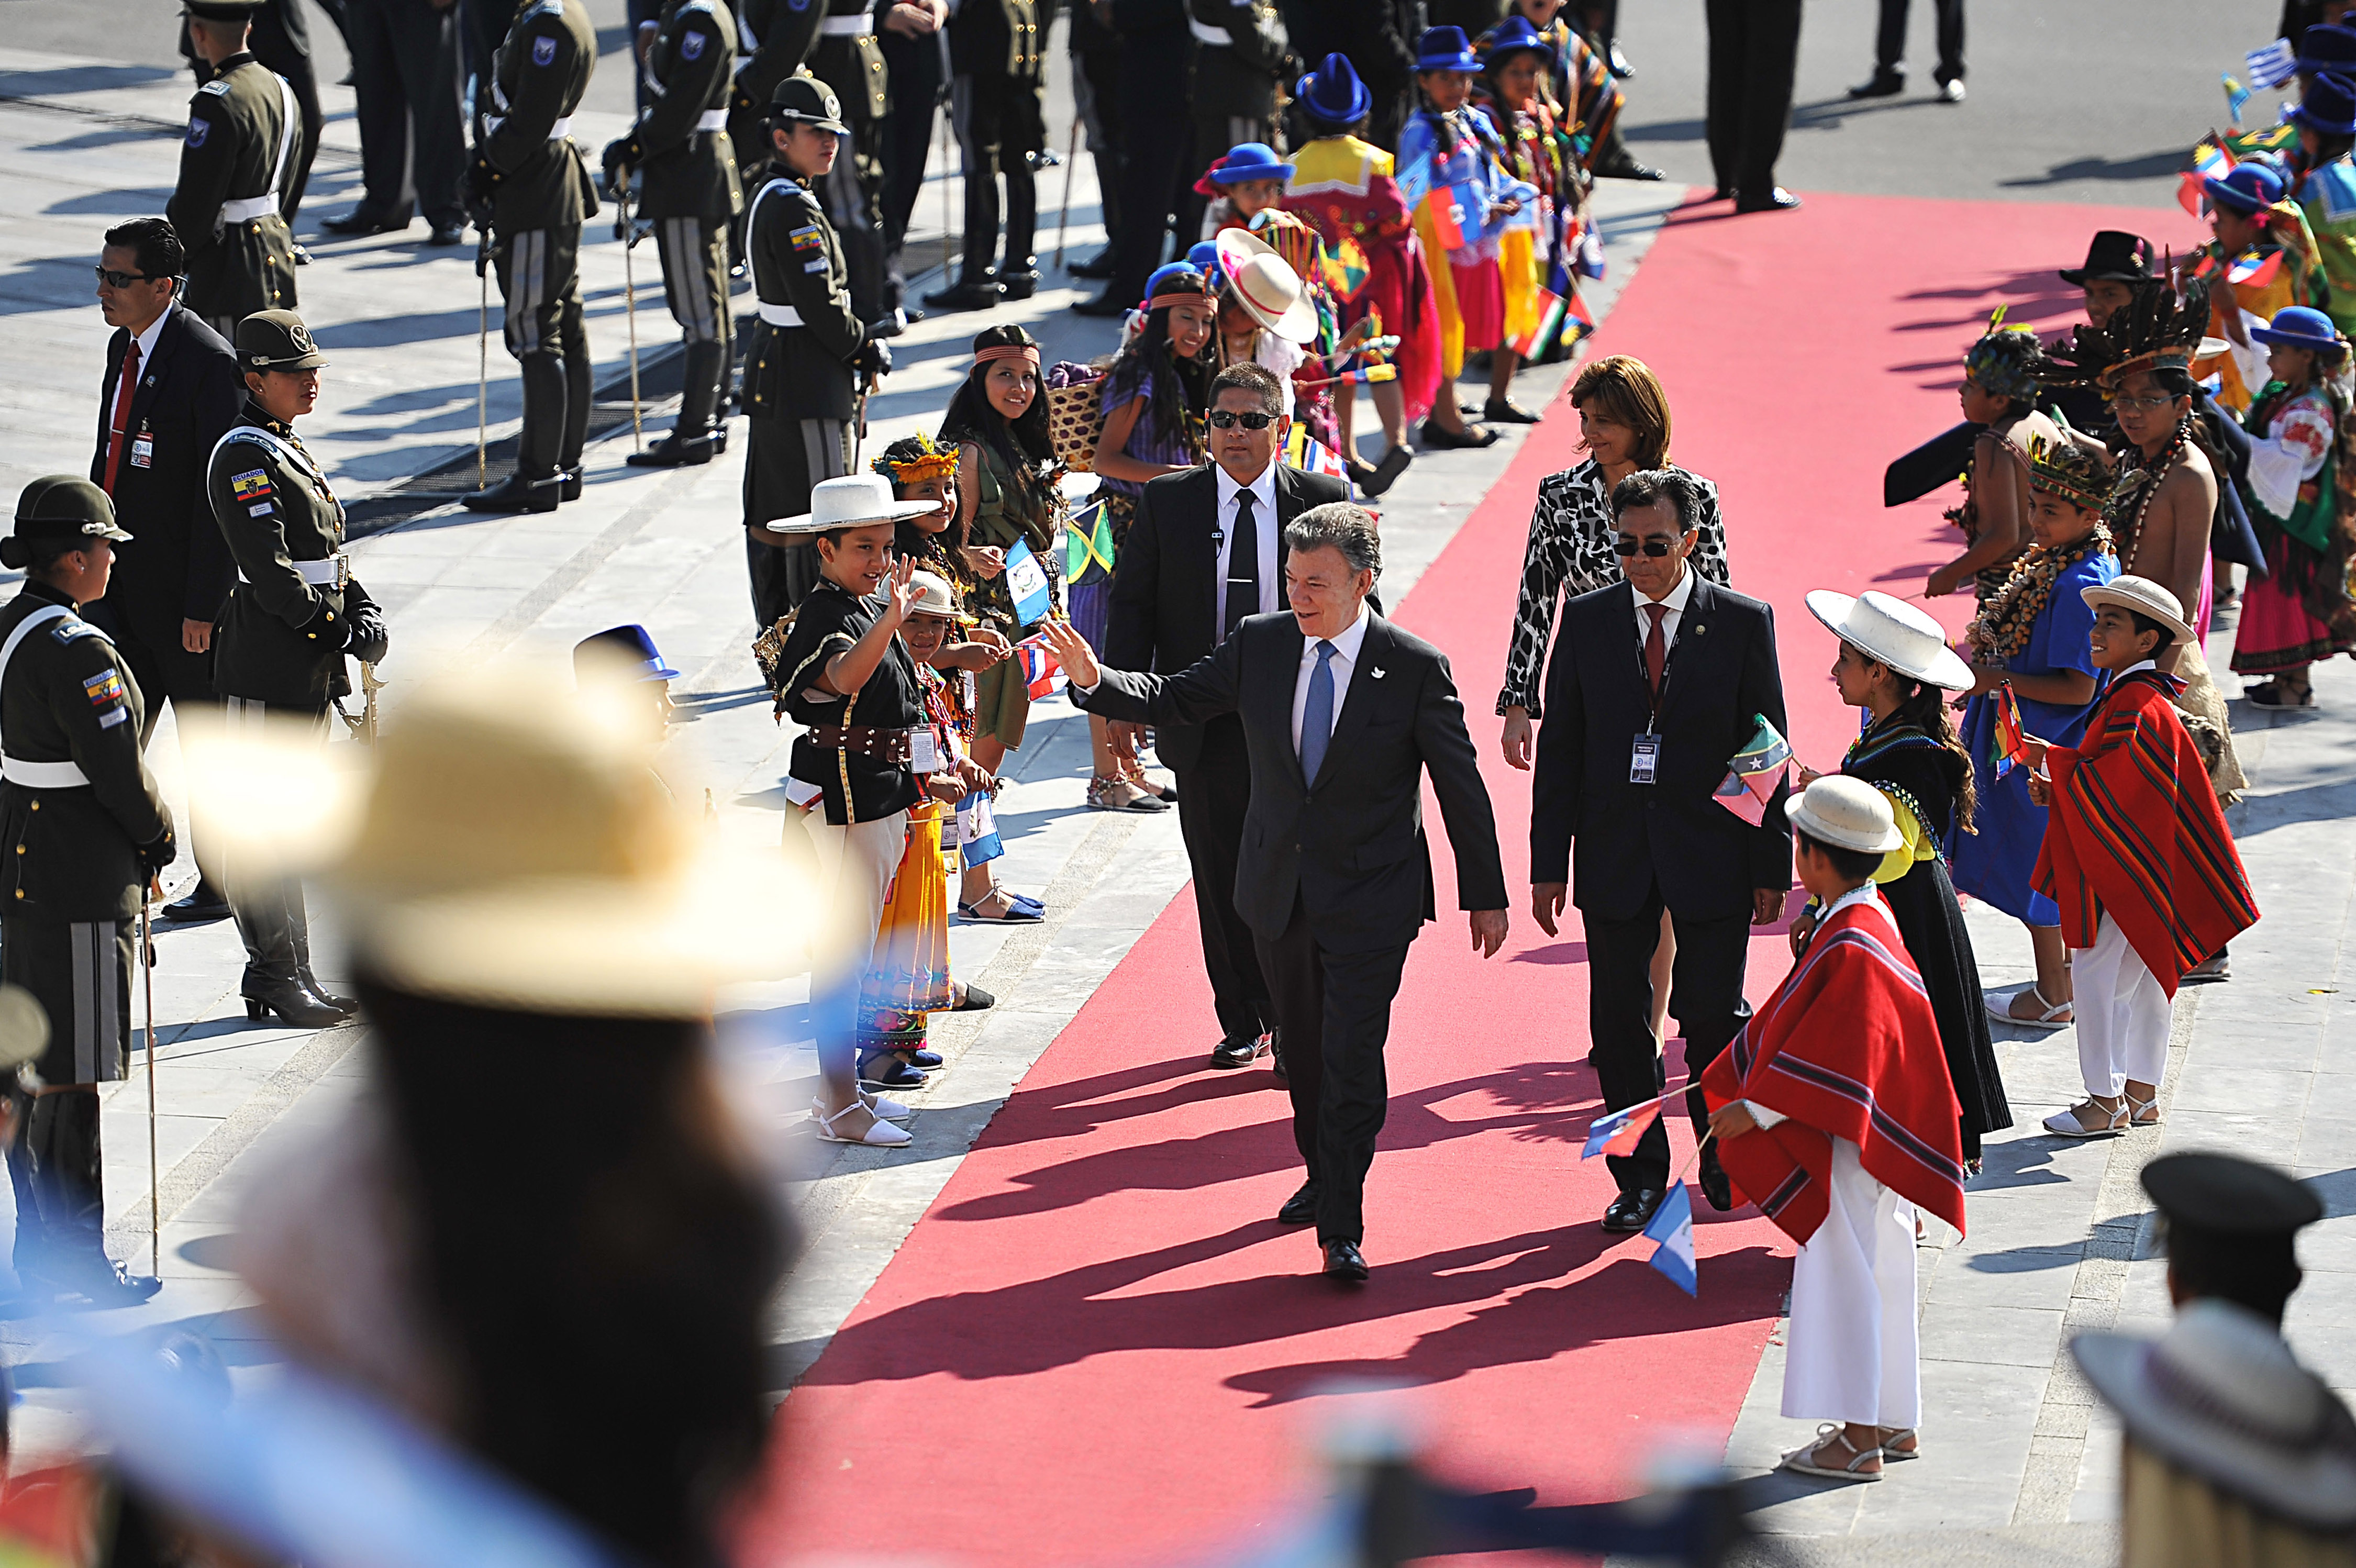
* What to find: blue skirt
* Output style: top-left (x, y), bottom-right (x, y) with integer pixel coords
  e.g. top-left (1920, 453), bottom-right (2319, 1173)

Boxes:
top-left (1949, 694), bottom-right (2060, 926)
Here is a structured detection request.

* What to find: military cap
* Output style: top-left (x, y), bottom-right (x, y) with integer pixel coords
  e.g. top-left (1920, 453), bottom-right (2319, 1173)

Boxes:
top-left (183, 0), bottom-right (266, 18)
top-left (236, 309), bottom-right (329, 373)
top-left (771, 75), bottom-right (848, 135)
top-left (13, 475), bottom-right (132, 542)
top-left (2143, 1152), bottom-right (2322, 1240)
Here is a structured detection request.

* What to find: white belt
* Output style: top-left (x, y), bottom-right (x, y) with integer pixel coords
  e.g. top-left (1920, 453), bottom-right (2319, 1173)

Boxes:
top-left (240, 557), bottom-right (344, 586)
top-left (696, 107), bottom-right (728, 131)
top-left (819, 13), bottom-right (873, 35)
top-left (2, 757), bottom-right (89, 789)
top-left (220, 194), bottom-right (280, 224)
top-left (549, 114), bottom-right (575, 140)
top-left (1188, 17), bottom-right (1232, 47)
top-left (758, 302), bottom-right (805, 326)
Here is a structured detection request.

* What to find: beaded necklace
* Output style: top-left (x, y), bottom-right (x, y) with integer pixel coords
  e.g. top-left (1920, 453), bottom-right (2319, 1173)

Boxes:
top-left (2104, 416), bottom-right (2191, 573)
top-left (1969, 524), bottom-right (2114, 664)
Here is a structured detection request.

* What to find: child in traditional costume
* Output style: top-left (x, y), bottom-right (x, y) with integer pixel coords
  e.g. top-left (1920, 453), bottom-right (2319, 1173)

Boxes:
top-left (2228, 305), bottom-right (2356, 708)
top-left (1505, 0), bottom-right (1657, 182)
top-left (1949, 436), bottom-right (2118, 1031)
top-left (1195, 158), bottom-right (1354, 464)
top-left (2027, 578), bottom-right (2260, 1138)
top-left (1398, 26), bottom-right (1536, 449)
top-left (1928, 325), bottom-right (2064, 603)
top-left (1801, 590), bottom-right (2009, 1173)
top-left (1284, 52), bottom-right (1441, 491)
top-left (2285, 73), bottom-right (2356, 340)
top-left (1472, 18), bottom-right (1578, 415)
top-left (1704, 776), bottom-right (1968, 1483)
top-left (2189, 162), bottom-right (2326, 415)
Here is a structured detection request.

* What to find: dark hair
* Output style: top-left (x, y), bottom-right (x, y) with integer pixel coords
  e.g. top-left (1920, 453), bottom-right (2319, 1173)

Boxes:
top-left (1571, 355), bottom-right (1672, 469)
top-left (2164, 1222), bottom-right (2301, 1326)
top-left (103, 216), bottom-right (184, 283)
top-left (1210, 361), bottom-right (1285, 416)
top-left (1865, 678), bottom-right (1979, 835)
top-left (1795, 828), bottom-right (1884, 883)
top-left (1283, 501), bottom-right (1382, 577)
top-left (1115, 292), bottom-right (1217, 468)
top-left (2127, 608), bottom-right (2178, 653)
top-left (362, 981), bottom-right (785, 1567)
top-left (2002, 395), bottom-right (2033, 420)
top-left (1610, 467), bottom-right (1702, 532)
top-left (0, 536), bottom-right (84, 575)
top-left (938, 325), bottom-right (1055, 518)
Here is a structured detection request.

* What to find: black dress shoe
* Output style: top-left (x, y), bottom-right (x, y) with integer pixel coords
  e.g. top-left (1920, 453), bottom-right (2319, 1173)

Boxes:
top-left (1847, 69), bottom-right (1905, 99)
top-left (43, 1251), bottom-right (162, 1305)
top-left (1736, 187), bottom-right (1803, 214)
top-left (1071, 289), bottom-right (1132, 318)
top-left (1483, 397), bottom-right (1543, 424)
top-left (1210, 1033), bottom-right (1268, 1070)
top-left (1069, 245), bottom-right (1116, 279)
top-left (1277, 1180), bottom-right (1320, 1225)
top-left (163, 882), bottom-right (232, 923)
top-left (244, 977), bottom-right (353, 1028)
top-left (1710, 186), bottom-right (1736, 202)
top-left (1602, 1188), bottom-right (1665, 1233)
top-left (925, 276), bottom-right (1004, 312)
top-left (1000, 268), bottom-right (1040, 302)
top-left (321, 207), bottom-right (412, 236)
top-left (1322, 1239), bottom-right (1369, 1282)
top-left (560, 468), bottom-right (584, 503)
top-left (462, 471), bottom-right (562, 514)
top-left (1699, 1149), bottom-right (1734, 1212)
top-left (1593, 152), bottom-right (1665, 181)
top-left (291, 243), bottom-right (313, 265)
top-left (626, 431), bottom-right (717, 468)
top-left (426, 219), bottom-right (467, 246)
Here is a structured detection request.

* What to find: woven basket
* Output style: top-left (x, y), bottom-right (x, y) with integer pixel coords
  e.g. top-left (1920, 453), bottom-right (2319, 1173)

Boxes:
top-left (1046, 374), bottom-right (1107, 473)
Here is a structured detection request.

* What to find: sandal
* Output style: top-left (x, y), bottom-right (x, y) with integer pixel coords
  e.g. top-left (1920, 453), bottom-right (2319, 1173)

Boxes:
top-left (1779, 1424), bottom-right (1883, 1481)
top-left (2245, 676), bottom-right (2315, 709)
top-left (812, 1088), bottom-right (913, 1122)
top-left (1988, 985), bottom-right (2072, 1031)
top-left (1087, 775), bottom-right (1170, 813)
top-left (2124, 1088), bottom-right (2160, 1127)
top-left (1877, 1427), bottom-right (1920, 1462)
top-left (815, 1101), bottom-right (914, 1148)
top-left (959, 888), bottom-right (1044, 924)
top-left (2043, 1098), bottom-right (2127, 1139)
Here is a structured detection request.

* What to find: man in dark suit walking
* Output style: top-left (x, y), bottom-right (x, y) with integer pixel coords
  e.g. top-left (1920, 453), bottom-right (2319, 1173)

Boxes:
top-left (1043, 504), bottom-right (1510, 1283)
top-left (1107, 363), bottom-right (1350, 1072)
top-left (87, 217), bottom-right (242, 922)
top-left (1530, 469), bottom-right (1791, 1232)
top-left (1704, 0), bottom-right (1804, 212)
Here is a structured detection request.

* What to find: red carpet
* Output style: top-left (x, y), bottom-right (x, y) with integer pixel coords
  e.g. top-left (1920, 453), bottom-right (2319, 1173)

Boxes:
top-left (740, 192), bottom-right (2203, 1565)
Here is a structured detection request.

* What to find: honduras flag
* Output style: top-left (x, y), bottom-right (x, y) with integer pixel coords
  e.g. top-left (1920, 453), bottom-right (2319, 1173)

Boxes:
top-left (1643, 1183), bottom-right (1698, 1296)
top-left (1581, 1098), bottom-right (1662, 1160)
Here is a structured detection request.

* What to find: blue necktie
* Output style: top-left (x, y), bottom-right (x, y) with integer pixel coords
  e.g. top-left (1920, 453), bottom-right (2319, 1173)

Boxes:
top-left (1299, 639), bottom-right (1338, 782)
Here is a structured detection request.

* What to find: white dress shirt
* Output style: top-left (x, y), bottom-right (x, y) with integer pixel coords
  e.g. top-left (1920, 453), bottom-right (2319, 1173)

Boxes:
top-left (1291, 601), bottom-right (1371, 757)
top-left (1631, 562), bottom-right (1696, 651)
top-left (107, 307), bottom-right (172, 443)
top-left (1214, 460), bottom-right (1282, 633)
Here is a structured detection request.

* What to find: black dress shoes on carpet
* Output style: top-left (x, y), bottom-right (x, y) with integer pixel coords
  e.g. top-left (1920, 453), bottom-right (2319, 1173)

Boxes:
top-left (1277, 1180), bottom-right (1320, 1226)
top-left (1323, 1239), bottom-right (1369, 1283)
top-left (1602, 1188), bottom-right (1665, 1233)
top-left (1210, 1033), bottom-right (1269, 1070)
top-left (1699, 1149), bottom-right (1735, 1213)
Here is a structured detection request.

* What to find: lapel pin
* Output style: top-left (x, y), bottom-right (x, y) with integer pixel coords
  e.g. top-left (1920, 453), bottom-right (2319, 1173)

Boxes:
top-left (1693, 623), bottom-right (1706, 636)
top-left (1370, 666), bottom-right (1387, 680)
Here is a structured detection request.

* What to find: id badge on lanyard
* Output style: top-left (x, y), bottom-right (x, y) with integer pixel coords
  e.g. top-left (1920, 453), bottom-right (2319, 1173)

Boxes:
top-left (129, 430), bottom-right (155, 469)
top-left (909, 726), bottom-right (942, 773)
top-left (1630, 732), bottom-right (1661, 785)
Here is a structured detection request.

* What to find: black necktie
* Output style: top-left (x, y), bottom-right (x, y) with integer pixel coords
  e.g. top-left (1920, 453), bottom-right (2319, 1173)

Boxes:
top-left (1225, 488), bottom-right (1259, 639)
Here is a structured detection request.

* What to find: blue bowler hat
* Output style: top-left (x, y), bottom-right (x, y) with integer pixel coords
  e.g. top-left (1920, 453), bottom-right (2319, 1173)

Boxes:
top-left (1186, 240), bottom-right (1219, 273)
top-left (2206, 160), bottom-right (2287, 215)
top-left (1415, 25), bottom-right (1481, 73)
top-left (2301, 23), bottom-right (2356, 77)
top-left (1208, 141), bottom-right (1295, 184)
top-left (574, 624), bottom-right (680, 684)
top-left (2252, 304), bottom-right (2341, 350)
top-left (1480, 15), bottom-right (1555, 69)
top-left (2294, 71), bottom-right (2356, 136)
top-left (1297, 52), bottom-right (1371, 128)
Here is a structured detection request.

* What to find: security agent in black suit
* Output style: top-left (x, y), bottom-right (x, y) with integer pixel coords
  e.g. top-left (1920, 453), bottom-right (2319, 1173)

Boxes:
top-left (87, 217), bottom-right (241, 924)
top-left (1109, 365), bottom-right (1350, 1071)
top-left (1703, 0), bottom-right (1803, 212)
top-left (1529, 469), bottom-right (1791, 1233)
top-left (1046, 504), bottom-right (1510, 1284)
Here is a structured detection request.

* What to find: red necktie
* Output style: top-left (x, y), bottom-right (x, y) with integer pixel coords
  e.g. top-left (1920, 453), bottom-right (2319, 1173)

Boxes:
top-left (1644, 601), bottom-right (1669, 700)
top-left (103, 339), bottom-right (141, 496)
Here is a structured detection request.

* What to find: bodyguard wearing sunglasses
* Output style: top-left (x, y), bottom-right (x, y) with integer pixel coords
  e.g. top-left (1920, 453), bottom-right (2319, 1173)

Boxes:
top-left (1104, 362), bottom-right (1349, 1074)
top-left (1529, 468), bottom-right (1793, 1236)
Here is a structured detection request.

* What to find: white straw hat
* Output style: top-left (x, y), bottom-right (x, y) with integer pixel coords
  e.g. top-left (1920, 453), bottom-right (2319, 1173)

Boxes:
top-left (768, 473), bottom-right (939, 535)
top-left (1788, 775), bottom-right (1904, 854)
top-left (905, 569), bottom-right (973, 622)
top-left (1214, 228), bottom-right (1318, 344)
top-left (1805, 588), bottom-right (1974, 692)
top-left (2081, 573), bottom-right (2196, 647)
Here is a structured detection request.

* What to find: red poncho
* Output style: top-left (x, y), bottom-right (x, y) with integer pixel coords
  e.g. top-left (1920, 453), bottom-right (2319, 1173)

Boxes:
top-left (1701, 894), bottom-right (1967, 1243)
top-left (2032, 670), bottom-right (2260, 997)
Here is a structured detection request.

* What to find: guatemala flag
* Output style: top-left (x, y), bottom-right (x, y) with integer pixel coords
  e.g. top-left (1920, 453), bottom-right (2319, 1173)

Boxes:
top-left (1643, 1183), bottom-right (1698, 1296)
top-left (1581, 1099), bottom-right (1662, 1160)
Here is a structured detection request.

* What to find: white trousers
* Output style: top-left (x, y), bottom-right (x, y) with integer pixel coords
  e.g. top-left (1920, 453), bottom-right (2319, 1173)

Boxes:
top-left (801, 810), bottom-right (910, 1075)
top-left (1783, 1138), bottom-right (1920, 1429)
top-left (2073, 914), bottom-right (2171, 1099)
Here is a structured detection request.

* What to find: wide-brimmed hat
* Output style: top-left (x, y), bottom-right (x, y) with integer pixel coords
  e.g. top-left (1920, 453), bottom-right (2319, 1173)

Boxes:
top-left (1789, 775), bottom-right (1905, 855)
top-left (572, 624), bottom-right (679, 684)
top-left (2295, 72), bottom-right (2356, 137)
top-left (2074, 1300), bottom-right (2356, 1532)
top-left (1480, 15), bottom-right (1555, 69)
top-left (236, 309), bottom-right (328, 373)
top-left (2060, 230), bottom-right (2155, 286)
top-left (767, 473), bottom-right (938, 535)
top-left (2206, 160), bottom-right (2288, 217)
top-left (1297, 52), bottom-right (1372, 129)
top-left (904, 570), bottom-right (974, 622)
top-left (2082, 574), bottom-right (2195, 646)
top-left (2253, 303), bottom-right (2341, 351)
top-left (14, 475), bottom-right (132, 543)
top-left (1415, 25), bottom-right (1480, 72)
top-left (1205, 141), bottom-right (1294, 186)
top-left (2301, 23), bottom-right (2356, 77)
top-left (1214, 228), bottom-right (1318, 343)
top-left (1806, 589), bottom-right (1975, 692)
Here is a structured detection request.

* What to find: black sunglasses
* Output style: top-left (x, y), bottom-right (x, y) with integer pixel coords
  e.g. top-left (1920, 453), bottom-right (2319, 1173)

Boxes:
top-left (94, 265), bottom-right (162, 288)
top-left (1207, 409), bottom-right (1277, 430)
top-left (1612, 535), bottom-right (1677, 558)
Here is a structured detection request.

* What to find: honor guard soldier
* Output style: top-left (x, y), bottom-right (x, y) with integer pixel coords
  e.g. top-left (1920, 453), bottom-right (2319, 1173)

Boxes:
top-left (603, 0), bottom-right (742, 468)
top-left (206, 312), bottom-right (388, 1027)
top-left (808, 0), bottom-right (896, 324)
top-left (742, 77), bottom-right (892, 628)
top-left (0, 477), bottom-right (174, 1305)
top-left (728, 0), bottom-right (828, 190)
top-left (169, 0), bottom-right (300, 335)
top-left (463, 0), bottom-right (599, 514)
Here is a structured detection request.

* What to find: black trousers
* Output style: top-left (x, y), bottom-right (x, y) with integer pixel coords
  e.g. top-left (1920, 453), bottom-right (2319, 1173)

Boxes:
top-left (950, 69), bottom-right (1044, 281)
top-left (346, 0), bottom-right (466, 227)
top-left (878, 27), bottom-right (945, 258)
top-left (824, 119), bottom-right (894, 319)
top-left (1584, 883), bottom-right (1754, 1194)
top-left (87, 602), bottom-right (226, 893)
top-left (1704, 0), bottom-right (1802, 199)
top-left (219, 697), bottom-right (328, 986)
top-left (1874, 0), bottom-right (1964, 83)
top-left (744, 414), bottom-right (852, 627)
top-left (1173, 716), bottom-right (1269, 1045)
top-left (496, 225), bottom-right (593, 482)
top-left (1255, 895), bottom-right (1411, 1245)
top-left (1108, 24), bottom-right (1193, 303)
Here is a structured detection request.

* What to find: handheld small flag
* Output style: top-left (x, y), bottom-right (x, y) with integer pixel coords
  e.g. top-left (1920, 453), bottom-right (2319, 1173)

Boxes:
top-left (1064, 498), bottom-right (1117, 581)
top-left (2224, 72), bottom-right (2251, 128)
top-left (2247, 37), bottom-right (2298, 91)
top-left (1428, 188), bottom-right (1470, 253)
top-left (1563, 292), bottom-right (1597, 348)
top-left (1014, 634), bottom-right (1062, 699)
top-left (1510, 288), bottom-right (1567, 359)
top-left (1713, 715), bottom-right (1792, 826)
top-left (1990, 684), bottom-right (2030, 778)
top-left (1582, 1098), bottom-right (1663, 1160)
top-left (1576, 223), bottom-right (1607, 281)
top-left (1642, 1182), bottom-right (1698, 1296)
top-left (1323, 235), bottom-right (1372, 302)
top-left (1285, 424), bottom-right (1350, 481)
top-left (2226, 248), bottom-right (2284, 288)
top-left (2179, 140), bottom-right (2235, 218)
top-left (1003, 537), bottom-right (1053, 628)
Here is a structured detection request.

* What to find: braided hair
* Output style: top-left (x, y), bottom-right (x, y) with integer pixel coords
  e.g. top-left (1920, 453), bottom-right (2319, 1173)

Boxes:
top-left (1116, 283), bottom-right (1217, 468)
top-left (1891, 679), bottom-right (1977, 835)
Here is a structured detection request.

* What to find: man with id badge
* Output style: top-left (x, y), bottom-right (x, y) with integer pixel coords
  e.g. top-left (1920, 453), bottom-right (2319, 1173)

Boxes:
top-left (1529, 469), bottom-right (1792, 1237)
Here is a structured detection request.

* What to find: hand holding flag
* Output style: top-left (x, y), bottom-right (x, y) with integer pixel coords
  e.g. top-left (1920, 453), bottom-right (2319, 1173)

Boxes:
top-left (1581, 1094), bottom-right (1667, 1160)
top-left (1990, 685), bottom-right (2030, 778)
top-left (1713, 715), bottom-right (1792, 826)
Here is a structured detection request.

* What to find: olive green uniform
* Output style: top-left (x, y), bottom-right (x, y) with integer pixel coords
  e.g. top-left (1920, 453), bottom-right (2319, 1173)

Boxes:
top-left (807, 0), bottom-right (893, 319)
top-left (473, 0), bottom-right (599, 496)
top-left (0, 580), bottom-right (172, 1272)
top-left (742, 161), bottom-right (868, 625)
top-left (166, 51), bottom-right (300, 335)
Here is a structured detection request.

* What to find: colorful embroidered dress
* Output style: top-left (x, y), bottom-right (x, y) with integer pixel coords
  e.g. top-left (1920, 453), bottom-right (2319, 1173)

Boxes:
top-left (1396, 104), bottom-right (1534, 377)
top-left (2232, 377), bottom-right (2356, 674)
top-left (2190, 217), bottom-right (2325, 412)
top-left (2293, 151), bottom-right (2356, 338)
top-left (1473, 90), bottom-right (1574, 359)
top-left (1284, 134), bottom-right (1444, 422)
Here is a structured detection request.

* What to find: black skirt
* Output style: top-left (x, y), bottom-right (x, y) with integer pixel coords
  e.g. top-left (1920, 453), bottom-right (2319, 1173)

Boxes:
top-left (1883, 854), bottom-right (2010, 1161)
